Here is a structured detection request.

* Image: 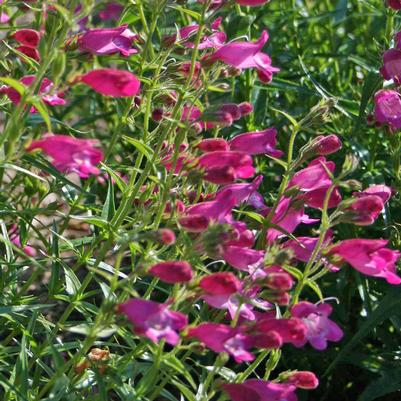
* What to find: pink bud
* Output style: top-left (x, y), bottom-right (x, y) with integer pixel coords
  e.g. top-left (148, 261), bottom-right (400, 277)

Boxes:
top-left (198, 138), bottom-right (229, 153)
top-left (199, 272), bottom-right (241, 295)
top-left (13, 29), bottom-right (41, 48)
top-left (156, 229), bottom-right (176, 245)
top-left (348, 195), bottom-right (384, 226)
top-left (149, 261), bottom-right (193, 283)
top-left (238, 101), bottom-right (253, 116)
top-left (313, 134), bottom-right (342, 155)
top-left (179, 215), bottom-right (209, 232)
top-left (16, 45), bottom-right (40, 61)
top-left (287, 371), bottom-right (319, 389)
top-left (266, 272), bottom-right (293, 291)
top-left (152, 108), bottom-right (164, 121)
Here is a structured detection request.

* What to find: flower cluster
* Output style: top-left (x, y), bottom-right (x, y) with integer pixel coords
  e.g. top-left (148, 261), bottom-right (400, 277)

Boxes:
top-left (0, 1), bottom-right (399, 400)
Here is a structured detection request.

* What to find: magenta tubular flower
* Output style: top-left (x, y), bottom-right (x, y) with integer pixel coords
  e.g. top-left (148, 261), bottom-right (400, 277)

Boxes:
top-left (229, 127), bottom-right (283, 157)
top-left (187, 323), bottom-right (255, 362)
top-left (0, 76), bottom-right (65, 112)
top-left (184, 192), bottom-right (236, 225)
top-left (347, 195), bottom-right (384, 226)
top-left (327, 239), bottom-right (401, 284)
top-left (27, 134), bottom-right (104, 178)
top-left (199, 272), bottom-right (241, 295)
top-left (13, 29), bottom-right (41, 47)
top-left (266, 197), bottom-right (319, 243)
top-left (374, 89), bottom-right (401, 129)
top-left (222, 379), bottom-right (297, 401)
top-left (79, 69), bottom-right (141, 97)
top-left (209, 30), bottom-right (279, 83)
top-left (216, 175), bottom-right (263, 206)
top-left (287, 371), bottom-right (319, 390)
top-left (225, 221), bottom-right (255, 247)
top-left (197, 151), bottom-right (255, 181)
top-left (380, 48), bottom-right (401, 84)
top-left (149, 261), bottom-right (193, 284)
top-left (118, 299), bottom-right (187, 345)
top-left (388, 0), bottom-right (401, 9)
top-left (255, 317), bottom-right (307, 346)
top-left (355, 184), bottom-right (393, 204)
top-left (223, 245), bottom-right (264, 271)
top-left (288, 157), bottom-right (333, 192)
top-left (78, 25), bottom-right (138, 56)
top-left (288, 157), bottom-right (342, 209)
top-left (291, 302), bottom-right (343, 350)
top-left (98, 2), bottom-right (123, 20)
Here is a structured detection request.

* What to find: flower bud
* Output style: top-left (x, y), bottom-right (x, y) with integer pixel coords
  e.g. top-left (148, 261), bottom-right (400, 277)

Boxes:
top-left (149, 261), bottom-right (193, 283)
top-left (179, 215), bottom-right (209, 232)
top-left (152, 108), bottom-right (164, 122)
top-left (198, 138), bottom-right (229, 153)
top-left (266, 272), bottom-right (294, 291)
top-left (155, 229), bottom-right (176, 245)
top-left (287, 371), bottom-right (319, 389)
top-left (312, 134), bottom-right (342, 155)
top-left (238, 101), bottom-right (253, 116)
top-left (199, 272), bottom-right (241, 295)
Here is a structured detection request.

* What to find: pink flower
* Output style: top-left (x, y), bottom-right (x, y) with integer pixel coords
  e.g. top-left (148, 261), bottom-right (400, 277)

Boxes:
top-left (78, 25), bottom-right (138, 56)
top-left (266, 197), bottom-right (319, 243)
top-left (380, 48), bottom-right (401, 84)
top-left (181, 192), bottom-right (236, 232)
top-left (346, 195), bottom-right (384, 226)
top-left (255, 316), bottom-right (307, 346)
top-left (197, 151), bottom-right (255, 183)
top-left (149, 261), bottom-right (193, 283)
top-left (199, 272), bottom-right (241, 295)
top-left (291, 302), bottom-right (343, 350)
top-left (229, 127), bottom-right (283, 157)
top-left (216, 175), bottom-right (263, 206)
top-left (187, 323), bottom-right (255, 362)
top-left (27, 134), bottom-right (103, 178)
top-left (222, 380), bottom-right (298, 401)
top-left (223, 245), bottom-right (264, 271)
top-left (354, 184), bottom-right (393, 204)
top-left (164, 19), bottom-right (226, 49)
top-left (13, 29), bottom-right (41, 48)
top-left (288, 158), bottom-right (342, 209)
top-left (374, 89), bottom-right (401, 129)
top-left (118, 299), bottom-right (187, 345)
top-left (327, 239), bottom-right (401, 284)
top-left (286, 371), bottom-right (319, 389)
top-left (208, 30), bottom-right (279, 83)
top-left (0, 76), bottom-right (65, 112)
top-left (98, 2), bottom-right (123, 20)
top-left (78, 69), bottom-right (141, 97)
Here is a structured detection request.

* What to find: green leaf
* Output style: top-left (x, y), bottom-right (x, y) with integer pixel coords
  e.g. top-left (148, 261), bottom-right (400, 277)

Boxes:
top-left (101, 176), bottom-right (116, 221)
top-left (325, 286), bottom-right (401, 375)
